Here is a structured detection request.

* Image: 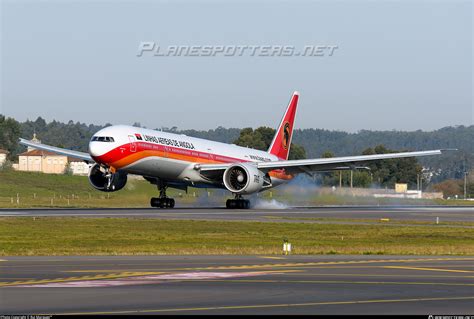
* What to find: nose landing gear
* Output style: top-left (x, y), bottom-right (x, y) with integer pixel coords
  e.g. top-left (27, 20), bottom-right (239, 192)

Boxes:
top-left (226, 194), bottom-right (250, 209)
top-left (150, 184), bottom-right (175, 208)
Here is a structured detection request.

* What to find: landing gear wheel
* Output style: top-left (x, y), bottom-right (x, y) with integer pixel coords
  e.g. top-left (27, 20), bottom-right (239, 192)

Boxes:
top-left (150, 197), bottom-right (160, 207)
top-left (166, 198), bottom-right (175, 208)
top-left (226, 198), bottom-right (250, 209)
top-left (239, 199), bottom-right (250, 209)
top-left (150, 184), bottom-right (175, 208)
top-left (226, 199), bottom-right (234, 209)
top-left (244, 200), bottom-right (250, 209)
top-left (150, 197), bottom-right (175, 208)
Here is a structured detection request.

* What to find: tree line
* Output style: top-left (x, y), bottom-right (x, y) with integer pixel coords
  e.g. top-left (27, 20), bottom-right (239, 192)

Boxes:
top-left (1, 115), bottom-right (472, 195)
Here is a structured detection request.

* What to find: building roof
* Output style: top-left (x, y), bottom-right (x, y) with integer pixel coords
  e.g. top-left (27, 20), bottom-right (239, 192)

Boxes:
top-left (0, 149), bottom-right (8, 154)
top-left (19, 149), bottom-right (66, 157)
top-left (67, 157), bottom-right (86, 163)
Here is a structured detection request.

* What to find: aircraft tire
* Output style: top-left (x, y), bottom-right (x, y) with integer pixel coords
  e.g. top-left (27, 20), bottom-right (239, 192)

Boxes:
top-left (151, 197), bottom-right (176, 208)
top-left (226, 199), bottom-right (235, 209)
top-left (226, 199), bottom-right (250, 209)
top-left (150, 197), bottom-right (159, 208)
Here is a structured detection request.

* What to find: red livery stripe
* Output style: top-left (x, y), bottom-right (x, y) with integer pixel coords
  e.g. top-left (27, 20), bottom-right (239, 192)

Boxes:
top-left (92, 141), bottom-right (294, 180)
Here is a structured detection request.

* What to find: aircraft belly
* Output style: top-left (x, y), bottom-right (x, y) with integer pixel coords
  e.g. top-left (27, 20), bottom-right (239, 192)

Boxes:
top-left (122, 156), bottom-right (188, 179)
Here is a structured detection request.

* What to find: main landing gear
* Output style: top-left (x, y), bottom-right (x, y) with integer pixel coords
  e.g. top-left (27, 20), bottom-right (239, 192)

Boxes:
top-left (226, 194), bottom-right (250, 209)
top-left (150, 184), bottom-right (175, 208)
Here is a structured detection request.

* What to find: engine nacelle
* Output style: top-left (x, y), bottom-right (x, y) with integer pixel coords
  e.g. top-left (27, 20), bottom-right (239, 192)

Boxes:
top-left (223, 163), bottom-right (265, 194)
top-left (88, 164), bottom-right (127, 192)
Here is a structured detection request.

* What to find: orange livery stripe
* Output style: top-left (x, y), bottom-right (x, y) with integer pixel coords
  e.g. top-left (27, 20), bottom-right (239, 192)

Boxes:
top-left (92, 141), bottom-right (294, 180)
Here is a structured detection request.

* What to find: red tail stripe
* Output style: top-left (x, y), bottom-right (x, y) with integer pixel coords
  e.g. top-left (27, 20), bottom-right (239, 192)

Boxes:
top-left (268, 92), bottom-right (299, 160)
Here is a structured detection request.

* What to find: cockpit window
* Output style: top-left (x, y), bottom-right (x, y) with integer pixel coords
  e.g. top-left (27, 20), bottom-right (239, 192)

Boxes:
top-left (91, 136), bottom-right (115, 142)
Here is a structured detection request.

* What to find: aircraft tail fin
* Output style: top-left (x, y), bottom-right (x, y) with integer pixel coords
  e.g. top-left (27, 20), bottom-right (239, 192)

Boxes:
top-left (267, 91), bottom-right (299, 160)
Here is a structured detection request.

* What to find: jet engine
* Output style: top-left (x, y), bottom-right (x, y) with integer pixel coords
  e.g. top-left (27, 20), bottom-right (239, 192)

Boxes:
top-left (88, 164), bottom-right (127, 192)
top-left (223, 163), bottom-right (265, 194)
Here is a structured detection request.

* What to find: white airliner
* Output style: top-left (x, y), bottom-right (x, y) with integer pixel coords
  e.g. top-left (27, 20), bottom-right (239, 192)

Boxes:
top-left (20, 92), bottom-right (446, 209)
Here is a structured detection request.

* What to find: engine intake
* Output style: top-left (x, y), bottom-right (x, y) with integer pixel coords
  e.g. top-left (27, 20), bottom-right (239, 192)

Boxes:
top-left (223, 163), bottom-right (265, 194)
top-left (88, 164), bottom-right (127, 192)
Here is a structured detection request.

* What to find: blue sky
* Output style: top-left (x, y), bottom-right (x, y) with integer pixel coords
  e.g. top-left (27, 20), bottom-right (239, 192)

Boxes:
top-left (1, 0), bottom-right (472, 131)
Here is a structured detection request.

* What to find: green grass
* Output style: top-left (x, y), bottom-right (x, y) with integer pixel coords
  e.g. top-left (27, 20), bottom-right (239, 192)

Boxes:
top-left (0, 217), bottom-right (473, 256)
top-left (263, 216), bottom-right (474, 226)
top-left (0, 170), bottom-right (472, 208)
top-left (0, 170), bottom-right (216, 208)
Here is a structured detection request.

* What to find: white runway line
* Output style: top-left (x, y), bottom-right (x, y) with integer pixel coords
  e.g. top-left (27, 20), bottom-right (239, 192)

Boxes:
top-left (0, 212), bottom-right (27, 215)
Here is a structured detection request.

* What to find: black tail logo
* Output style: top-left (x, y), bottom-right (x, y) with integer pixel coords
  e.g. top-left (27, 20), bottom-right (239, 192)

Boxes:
top-left (282, 122), bottom-right (290, 150)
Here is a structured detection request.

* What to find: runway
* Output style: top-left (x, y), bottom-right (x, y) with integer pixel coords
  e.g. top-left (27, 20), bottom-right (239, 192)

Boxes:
top-left (1, 206), bottom-right (473, 224)
top-left (1, 255), bottom-right (473, 314)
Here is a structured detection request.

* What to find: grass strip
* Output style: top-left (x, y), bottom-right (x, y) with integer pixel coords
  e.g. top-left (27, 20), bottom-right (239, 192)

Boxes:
top-left (1, 217), bottom-right (473, 256)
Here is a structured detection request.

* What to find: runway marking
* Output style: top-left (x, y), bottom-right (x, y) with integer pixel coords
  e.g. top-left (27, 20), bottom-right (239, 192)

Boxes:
top-left (259, 256), bottom-right (287, 260)
top-left (52, 296), bottom-right (474, 315)
top-left (53, 257), bottom-right (474, 274)
top-left (11, 271), bottom-right (297, 288)
top-left (62, 269), bottom-right (165, 273)
top-left (59, 267), bottom-right (382, 273)
top-left (393, 265), bottom-right (474, 268)
top-left (3, 257), bottom-right (473, 286)
top-left (182, 257), bottom-right (474, 271)
top-left (282, 272), bottom-right (474, 279)
top-left (384, 266), bottom-right (474, 273)
top-left (0, 212), bottom-right (26, 215)
top-left (0, 270), bottom-right (299, 288)
top-left (0, 272), bottom-right (165, 287)
top-left (183, 279), bottom-right (474, 287)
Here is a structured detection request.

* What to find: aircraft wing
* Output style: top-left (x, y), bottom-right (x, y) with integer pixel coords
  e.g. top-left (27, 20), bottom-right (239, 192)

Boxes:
top-left (200, 149), bottom-right (447, 175)
top-left (255, 150), bottom-right (444, 174)
top-left (19, 138), bottom-right (94, 162)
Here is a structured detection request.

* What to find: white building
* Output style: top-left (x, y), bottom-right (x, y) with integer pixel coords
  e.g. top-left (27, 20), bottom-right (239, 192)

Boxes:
top-left (18, 149), bottom-right (68, 174)
top-left (15, 134), bottom-right (91, 175)
top-left (0, 149), bottom-right (8, 166)
top-left (68, 158), bottom-right (91, 176)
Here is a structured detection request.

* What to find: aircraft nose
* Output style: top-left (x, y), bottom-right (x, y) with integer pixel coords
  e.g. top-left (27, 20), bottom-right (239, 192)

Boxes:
top-left (88, 141), bottom-right (102, 158)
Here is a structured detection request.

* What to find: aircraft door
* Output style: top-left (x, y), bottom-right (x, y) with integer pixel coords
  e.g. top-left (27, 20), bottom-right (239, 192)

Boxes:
top-left (128, 135), bottom-right (137, 152)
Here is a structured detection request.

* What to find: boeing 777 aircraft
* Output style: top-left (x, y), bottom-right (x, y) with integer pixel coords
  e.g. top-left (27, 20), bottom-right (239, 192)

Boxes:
top-left (20, 92), bottom-right (446, 209)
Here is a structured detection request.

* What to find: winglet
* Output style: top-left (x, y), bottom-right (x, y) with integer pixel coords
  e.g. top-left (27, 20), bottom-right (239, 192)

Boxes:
top-left (267, 91), bottom-right (299, 160)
